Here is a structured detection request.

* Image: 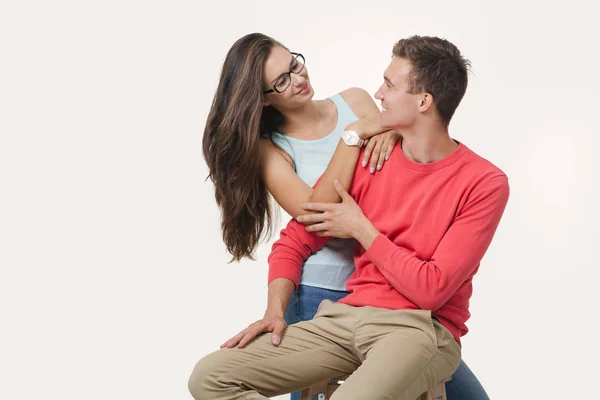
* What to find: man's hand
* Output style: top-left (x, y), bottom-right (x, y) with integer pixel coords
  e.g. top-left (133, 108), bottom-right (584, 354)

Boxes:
top-left (297, 180), bottom-right (370, 239)
top-left (220, 314), bottom-right (287, 349)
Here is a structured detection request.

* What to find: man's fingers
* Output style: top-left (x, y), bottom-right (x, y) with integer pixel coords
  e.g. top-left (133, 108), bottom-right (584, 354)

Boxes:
top-left (221, 329), bottom-right (248, 348)
top-left (237, 325), bottom-right (264, 349)
top-left (271, 320), bottom-right (287, 346)
top-left (317, 230), bottom-right (332, 237)
top-left (305, 222), bottom-right (328, 233)
top-left (296, 213), bottom-right (326, 224)
top-left (333, 179), bottom-right (352, 201)
top-left (301, 202), bottom-right (330, 212)
top-left (237, 334), bottom-right (254, 349)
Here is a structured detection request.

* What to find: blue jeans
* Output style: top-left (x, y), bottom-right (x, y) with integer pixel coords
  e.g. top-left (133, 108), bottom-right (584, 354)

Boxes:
top-left (284, 284), bottom-right (490, 400)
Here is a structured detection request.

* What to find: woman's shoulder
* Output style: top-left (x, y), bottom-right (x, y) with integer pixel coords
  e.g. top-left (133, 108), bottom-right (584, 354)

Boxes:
top-left (336, 87), bottom-right (378, 119)
top-left (259, 138), bottom-right (294, 166)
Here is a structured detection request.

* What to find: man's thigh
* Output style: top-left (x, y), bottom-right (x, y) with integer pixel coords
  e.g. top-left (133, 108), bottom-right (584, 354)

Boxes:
top-left (189, 303), bottom-right (360, 399)
top-left (330, 310), bottom-right (461, 400)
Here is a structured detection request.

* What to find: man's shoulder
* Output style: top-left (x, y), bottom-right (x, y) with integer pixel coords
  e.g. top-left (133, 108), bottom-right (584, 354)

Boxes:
top-left (460, 142), bottom-right (507, 181)
top-left (454, 143), bottom-right (509, 203)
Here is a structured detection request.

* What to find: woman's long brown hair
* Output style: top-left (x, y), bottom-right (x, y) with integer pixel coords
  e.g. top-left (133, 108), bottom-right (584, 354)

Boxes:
top-left (203, 33), bottom-right (287, 261)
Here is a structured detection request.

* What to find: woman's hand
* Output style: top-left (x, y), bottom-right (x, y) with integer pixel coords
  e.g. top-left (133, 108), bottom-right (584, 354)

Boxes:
top-left (345, 117), bottom-right (400, 173)
top-left (362, 130), bottom-right (401, 173)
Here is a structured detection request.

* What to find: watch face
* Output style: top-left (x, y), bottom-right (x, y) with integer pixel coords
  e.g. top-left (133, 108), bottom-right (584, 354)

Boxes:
top-left (344, 130), bottom-right (359, 145)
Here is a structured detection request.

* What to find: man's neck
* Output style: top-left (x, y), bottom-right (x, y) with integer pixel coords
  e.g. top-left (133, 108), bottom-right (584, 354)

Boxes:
top-left (399, 120), bottom-right (457, 164)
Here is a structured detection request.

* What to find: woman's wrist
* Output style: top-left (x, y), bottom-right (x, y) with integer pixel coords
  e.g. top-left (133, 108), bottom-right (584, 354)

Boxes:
top-left (353, 117), bottom-right (384, 140)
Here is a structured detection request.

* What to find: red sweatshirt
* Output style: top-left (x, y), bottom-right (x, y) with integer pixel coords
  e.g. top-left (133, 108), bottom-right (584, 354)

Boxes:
top-left (268, 141), bottom-right (509, 344)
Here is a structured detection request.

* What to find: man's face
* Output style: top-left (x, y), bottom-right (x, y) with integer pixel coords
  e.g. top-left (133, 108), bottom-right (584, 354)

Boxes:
top-left (374, 57), bottom-right (422, 129)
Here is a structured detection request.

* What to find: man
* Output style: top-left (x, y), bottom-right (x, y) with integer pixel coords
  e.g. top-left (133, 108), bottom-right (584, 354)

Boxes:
top-left (189, 35), bottom-right (509, 400)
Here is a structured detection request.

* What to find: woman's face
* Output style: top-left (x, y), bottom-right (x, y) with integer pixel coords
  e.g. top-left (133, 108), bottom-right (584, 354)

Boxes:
top-left (262, 46), bottom-right (313, 110)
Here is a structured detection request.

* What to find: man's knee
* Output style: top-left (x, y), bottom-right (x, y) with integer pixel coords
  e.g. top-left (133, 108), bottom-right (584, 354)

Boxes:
top-left (188, 352), bottom-right (224, 400)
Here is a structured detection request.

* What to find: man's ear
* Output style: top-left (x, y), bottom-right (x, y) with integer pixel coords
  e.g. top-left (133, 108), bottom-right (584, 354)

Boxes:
top-left (418, 93), bottom-right (434, 113)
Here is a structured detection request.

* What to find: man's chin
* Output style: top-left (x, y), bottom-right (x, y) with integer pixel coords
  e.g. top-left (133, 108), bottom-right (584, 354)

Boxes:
top-left (380, 116), bottom-right (392, 129)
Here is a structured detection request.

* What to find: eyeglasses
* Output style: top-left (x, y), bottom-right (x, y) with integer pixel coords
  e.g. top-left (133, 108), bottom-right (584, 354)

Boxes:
top-left (263, 53), bottom-right (305, 94)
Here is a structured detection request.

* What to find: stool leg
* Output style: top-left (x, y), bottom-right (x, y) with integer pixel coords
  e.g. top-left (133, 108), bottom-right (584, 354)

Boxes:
top-left (300, 381), bottom-right (329, 400)
top-left (300, 387), bottom-right (311, 400)
top-left (304, 377), bottom-right (448, 400)
top-left (326, 382), bottom-right (342, 398)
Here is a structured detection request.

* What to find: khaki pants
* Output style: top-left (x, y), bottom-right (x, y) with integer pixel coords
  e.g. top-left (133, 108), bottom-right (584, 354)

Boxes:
top-left (189, 300), bottom-right (461, 400)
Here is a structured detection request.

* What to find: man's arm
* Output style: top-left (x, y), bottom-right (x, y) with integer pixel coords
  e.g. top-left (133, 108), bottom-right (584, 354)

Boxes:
top-left (363, 175), bottom-right (510, 311)
top-left (267, 218), bottom-right (330, 288)
top-left (230, 211), bottom-right (328, 348)
top-left (220, 219), bottom-right (330, 349)
top-left (263, 278), bottom-right (296, 318)
top-left (221, 277), bottom-right (295, 348)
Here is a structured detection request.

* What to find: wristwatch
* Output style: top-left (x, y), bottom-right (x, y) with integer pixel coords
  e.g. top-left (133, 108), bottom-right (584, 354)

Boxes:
top-left (341, 130), bottom-right (366, 147)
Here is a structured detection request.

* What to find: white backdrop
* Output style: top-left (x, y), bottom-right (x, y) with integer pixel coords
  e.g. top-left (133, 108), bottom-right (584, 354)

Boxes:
top-left (1, 1), bottom-right (599, 399)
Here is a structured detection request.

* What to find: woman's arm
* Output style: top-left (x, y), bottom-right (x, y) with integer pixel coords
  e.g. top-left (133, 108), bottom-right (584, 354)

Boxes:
top-left (261, 88), bottom-right (382, 218)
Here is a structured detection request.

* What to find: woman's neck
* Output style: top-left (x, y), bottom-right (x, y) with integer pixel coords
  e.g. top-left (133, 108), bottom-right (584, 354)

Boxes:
top-left (277, 100), bottom-right (334, 140)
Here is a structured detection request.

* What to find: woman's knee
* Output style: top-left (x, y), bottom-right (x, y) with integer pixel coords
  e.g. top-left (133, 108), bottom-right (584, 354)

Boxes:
top-left (447, 359), bottom-right (489, 399)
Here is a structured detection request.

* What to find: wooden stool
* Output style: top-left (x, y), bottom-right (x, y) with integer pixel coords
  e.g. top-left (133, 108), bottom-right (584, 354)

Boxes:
top-left (300, 376), bottom-right (450, 400)
top-left (299, 376), bottom-right (345, 400)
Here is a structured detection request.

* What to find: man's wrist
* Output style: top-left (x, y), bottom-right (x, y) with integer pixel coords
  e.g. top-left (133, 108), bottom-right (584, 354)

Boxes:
top-left (264, 278), bottom-right (295, 319)
top-left (264, 294), bottom-right (288, 318)
top-left (264, 306), bottom-right (285, 319)
top-left (352, 217), bottom-right (380, 250)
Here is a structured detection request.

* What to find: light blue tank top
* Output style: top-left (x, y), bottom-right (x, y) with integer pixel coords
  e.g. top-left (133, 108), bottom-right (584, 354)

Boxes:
top-left (271, 94), bottom-right (358, 291)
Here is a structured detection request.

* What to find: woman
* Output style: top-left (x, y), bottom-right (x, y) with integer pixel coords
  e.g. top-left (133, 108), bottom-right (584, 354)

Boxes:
top-left (202, 33), bottom-right (489, 400)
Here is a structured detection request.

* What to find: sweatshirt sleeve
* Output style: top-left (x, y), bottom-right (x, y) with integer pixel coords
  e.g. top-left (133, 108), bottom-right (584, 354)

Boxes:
top-left (267, 219), bottom-right (331, 288)
top-left (365, 175), bottom-right (510, 311)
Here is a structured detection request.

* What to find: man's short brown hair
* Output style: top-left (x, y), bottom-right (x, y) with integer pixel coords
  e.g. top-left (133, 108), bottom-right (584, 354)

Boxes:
top-left (393, 35), bottom-right (471, 126)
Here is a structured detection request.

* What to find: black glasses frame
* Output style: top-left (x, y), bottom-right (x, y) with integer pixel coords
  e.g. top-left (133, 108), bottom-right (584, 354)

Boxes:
top-left (263, 53), bottom-right (305, 94)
